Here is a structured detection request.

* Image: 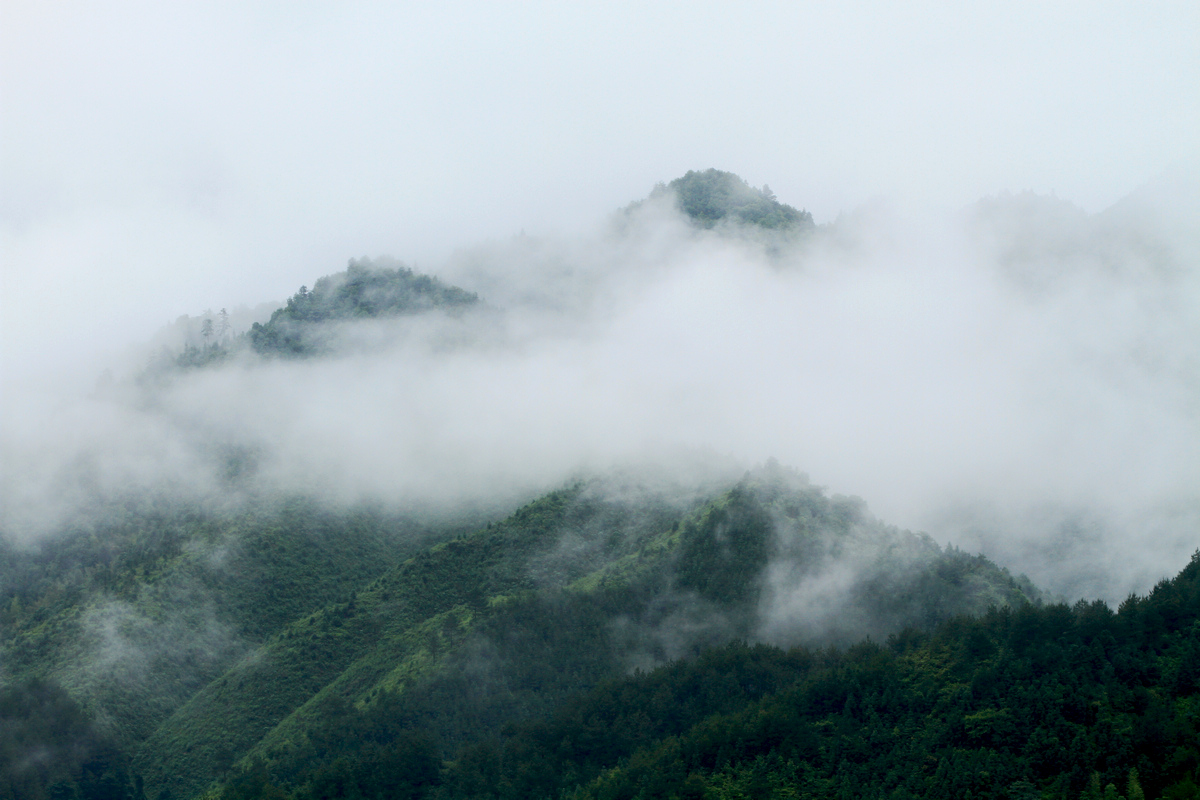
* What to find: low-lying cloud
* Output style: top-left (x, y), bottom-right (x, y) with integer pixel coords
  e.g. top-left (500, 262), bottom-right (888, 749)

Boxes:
top-left (2, 175), bottom-right (1197, 602)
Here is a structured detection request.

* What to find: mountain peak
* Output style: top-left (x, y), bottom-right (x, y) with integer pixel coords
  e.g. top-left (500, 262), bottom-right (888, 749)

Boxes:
top-left (652, 169), bottom-right (815, 231)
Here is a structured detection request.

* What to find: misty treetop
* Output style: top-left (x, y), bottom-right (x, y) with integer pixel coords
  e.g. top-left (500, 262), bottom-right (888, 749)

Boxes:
top-left (162, 169), bottom-right (809, 371)
top-left (247, 257), bottom-right (480, 357)
top-left (153, 258), bottom-right (481, 371)
top-left (650, 169), bottom-right (816, 231)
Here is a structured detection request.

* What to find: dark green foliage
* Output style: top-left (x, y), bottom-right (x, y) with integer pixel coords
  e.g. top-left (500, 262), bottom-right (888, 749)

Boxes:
top-left (206, 550), bottom-right (1200, 800)
top-left (0, 677), bottom-right (142, 800)
top-left (4, 468), bottom-right (1053, 800)
top-left (215, 735), bottom-right (440, 800)
top-left (0, 497), bottom-right (429, 793)
top-left (195, 470), bottom-right (1040, 800)
top-left (676, 485), bottom-right (772, 606)
top-left (173, 342), bottom-right (231, 369)
top-left (1, 498), bottom-right (423, 657)
top-left (248, 257), bottom-right (479, 357)
top-left (654, 169), bottom-right (815, 231)
top-left (556, 551), bottom-right (1200, 800)
top-left (128, 485), bottom-right (623, 798)
top-left (434, 642), bottom-right (815, 799)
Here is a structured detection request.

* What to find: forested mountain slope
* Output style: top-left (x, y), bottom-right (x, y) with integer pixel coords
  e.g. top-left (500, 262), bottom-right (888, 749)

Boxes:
top-left (4, 170), bottom-right (1195, 800)
top-left (542, 552), bottom-right (1200, 800)
top-left (162, 256), bottom-right (481, 369)
top-left (125, 464), bottom-right (1039, 799)
top-left (0, 499), bottom-right (434, 760)
top-left (210, 549), bottom-right (1200, 800)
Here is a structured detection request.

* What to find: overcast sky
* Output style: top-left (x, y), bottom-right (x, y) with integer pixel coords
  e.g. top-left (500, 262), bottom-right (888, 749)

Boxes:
top-left (3, 1), bottom-right (1198, 382)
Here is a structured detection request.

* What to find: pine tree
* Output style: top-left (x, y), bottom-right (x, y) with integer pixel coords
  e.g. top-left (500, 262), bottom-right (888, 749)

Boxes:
top-left (1126, 768), bottom-right (1145, 800)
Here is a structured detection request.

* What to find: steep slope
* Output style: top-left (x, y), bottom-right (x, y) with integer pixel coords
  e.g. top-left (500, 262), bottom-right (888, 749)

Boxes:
top-left (556, 552), bottom-right (1200, 800)
top-left (131, 482), bottom-right (692, 797)
top-left (212, 550), bottom-right (1200, 800)
top-left (0, 498), bottom-right (432, 754)
top-left (137, 465), bottom-right (1039, 799)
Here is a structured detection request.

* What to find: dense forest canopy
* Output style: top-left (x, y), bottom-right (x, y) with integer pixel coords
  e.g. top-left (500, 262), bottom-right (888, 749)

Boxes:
top-left (0, 678), bottom-right (141, 800)
top-left (0, 464), bottom-right (1059, 800)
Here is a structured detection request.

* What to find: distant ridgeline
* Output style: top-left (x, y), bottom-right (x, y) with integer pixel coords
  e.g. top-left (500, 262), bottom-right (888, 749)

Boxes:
top-left (638, 168), bottom-right (816, 231)
top-left (247, 257), bottom-right (479, 358)
top-left (165, 258), bottom-right (480, 368)
top-left (118, 464), bottom-right (1042, 799)
top-left (168, 170), bottom-right (808, 370)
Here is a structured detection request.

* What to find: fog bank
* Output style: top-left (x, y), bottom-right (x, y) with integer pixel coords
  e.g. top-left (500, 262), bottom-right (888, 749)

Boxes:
top-left (3, 174), bottom-right (1197, 601)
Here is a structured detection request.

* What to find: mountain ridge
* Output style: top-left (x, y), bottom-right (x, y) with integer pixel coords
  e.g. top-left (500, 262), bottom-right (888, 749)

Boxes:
top-left (3, 169), bottom-right (1196, 800)
top-left (121, 465), bottom-right (1042, 798)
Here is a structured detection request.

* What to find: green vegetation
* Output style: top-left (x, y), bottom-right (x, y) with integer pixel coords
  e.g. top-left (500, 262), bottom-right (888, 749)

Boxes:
top-left (159, 169), bottom-right (809, 372)
top-left (650, 169), bottom-right (815, 231)
top-left (6, 461), bottom-right (1196, 799)
top-left (122, 466), bottom-right (1034, 799)
top-left (0, 677), bottom-right (142, 800)
top-left (0, 497), bottom-right (431, 761)
top-left (247, 257), bottom-right (479, 358)
top-left (209, 551), bottom-right (1200, 800)
top-left (140, 257), bottom-right (481, 374)
top-left (3, 464), bottom-right (1046, 800)
top-left (131, 482), bottom-right (677, 798)
top-left (557, 559), bottom-right (1200, 800)
top-left (6, 172), bottom-right (1190, 798)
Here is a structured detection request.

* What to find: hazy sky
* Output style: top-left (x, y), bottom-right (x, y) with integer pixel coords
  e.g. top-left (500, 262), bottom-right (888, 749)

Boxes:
top-left (3, 1), bottom-right (1198, 380)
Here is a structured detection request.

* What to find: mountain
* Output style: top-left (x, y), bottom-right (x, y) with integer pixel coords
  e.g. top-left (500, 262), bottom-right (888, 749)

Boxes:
top-left (965, 170), bottom-right (1200, 293)
top-left (127, 465), bottom-right (1041, 798)
top-left (641, 169), bottom-right (815, 232)
top-left (247, 257), bottom-right (480, 358)
top-left (3, 170), bottom-right (1196, 800)
top-left (0, 498), bottom-right (437, 768)
top-left (162, 168), bottom-right (820, 373)
top-left (436, 549), bottom-right (1200, 800)
top-left (2, 463), bottom-right (1040, 800)
top-left (158, 257), bottom-right (481, 370)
